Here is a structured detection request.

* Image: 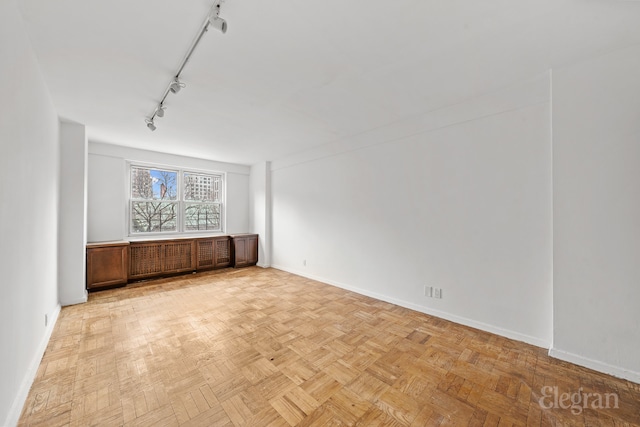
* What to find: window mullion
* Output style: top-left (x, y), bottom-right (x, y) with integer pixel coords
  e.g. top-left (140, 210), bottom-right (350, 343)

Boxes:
top-left (177, 170), bottom-right (181, 233)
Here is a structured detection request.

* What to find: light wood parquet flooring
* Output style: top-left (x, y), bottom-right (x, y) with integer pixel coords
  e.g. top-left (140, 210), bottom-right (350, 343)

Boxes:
top-left (19, 267), bottom-right (640, 426)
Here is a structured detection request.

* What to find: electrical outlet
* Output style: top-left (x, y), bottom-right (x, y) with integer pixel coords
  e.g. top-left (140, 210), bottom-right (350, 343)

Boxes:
top-left (45, 314), bottom-right (48, 327)
top-left (434, 288), bottom-right (442, 299)
top-left (424, 286), bottom-right (433, 297)
top-left (303, 259), bottom-right (307, 266)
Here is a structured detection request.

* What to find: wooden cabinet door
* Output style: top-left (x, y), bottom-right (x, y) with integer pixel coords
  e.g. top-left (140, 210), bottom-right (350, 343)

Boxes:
top-left (163, 240), bottom-right (195, 274)
top-left (196, 237), bottom-right (230, 270)
top-left (231, 234), bottom-right (258, 268)
top-left (246, 236), bottom-right (258, 265)
top-left (129, 242), bottom-right (163, 280)
top-left (86, 244), bottom-right (128, 290)
top-left (234, 238), bottom-right (248, 267)
top-left (196, 239), bottom-right (215, 270)
top-left (214, 237), bottom-right (231, 268)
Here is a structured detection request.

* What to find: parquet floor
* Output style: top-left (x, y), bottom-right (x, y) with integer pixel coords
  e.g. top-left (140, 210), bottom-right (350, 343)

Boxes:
top-left (19, 267), bottom-right (640, 426)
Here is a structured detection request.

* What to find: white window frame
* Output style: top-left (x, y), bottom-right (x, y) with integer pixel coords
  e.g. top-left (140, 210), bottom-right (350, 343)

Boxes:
top-left (126, 161), bottom-right (226, 238)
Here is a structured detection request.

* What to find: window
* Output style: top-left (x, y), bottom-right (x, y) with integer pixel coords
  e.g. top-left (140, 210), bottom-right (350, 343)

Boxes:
top-left (184, 172), bottom-right (222, 231)
top-left (129, 165), bottom-right (223, 235)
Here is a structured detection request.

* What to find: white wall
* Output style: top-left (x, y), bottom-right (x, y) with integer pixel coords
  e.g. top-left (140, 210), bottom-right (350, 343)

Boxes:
top-left (0, 1), bottom-right (61, 425)
top-left (271, 76), bottom-right (553, 347)
top-left (551, 46), bottom-right (640, 382)
top-left (249, 162), bottom-right (272, 267)
top-left (58, 121), bottom-right (88, 306)
top-left (87, 142), bottom-right (251, 242)
top-left (87, 152), bottom-right (126, 241)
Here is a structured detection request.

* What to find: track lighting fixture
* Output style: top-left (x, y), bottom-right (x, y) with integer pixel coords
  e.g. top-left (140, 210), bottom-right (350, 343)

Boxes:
top-left (209, 16), bottom-right (227, 34)
top-left (169, 79), bottom-right (186, 94)
top-left (145, 1), bottom-right (228, 131)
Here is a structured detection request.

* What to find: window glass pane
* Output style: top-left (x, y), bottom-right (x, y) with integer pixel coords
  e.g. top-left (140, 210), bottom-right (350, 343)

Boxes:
top-left (212, 175), bottom-right (221, 202)
top-left (184, 203), bottom-right (221, 231)
top-left (131, 167), bottom-right (177, 200)
top-left (131, 202), bottom-right (177, 233)
top-left (184, 173), bottom-right (221, 202)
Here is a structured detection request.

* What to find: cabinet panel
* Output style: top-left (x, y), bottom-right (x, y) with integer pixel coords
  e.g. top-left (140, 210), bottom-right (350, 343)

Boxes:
top-left (246, 237), bottom-right (258, 265)
top-left (129, 242), bottom-right (162, 279)
top-left (196, 236), bottom-right (230, 270)
top-left (164, 241), bottom-right (195, 273)
top-left (130, 240), bottom-right (196, 279)
top-left (86, 242), bottom-right (129, 291)
top-left (196, 239), bottom-right (215, 270)
top-left (234, 238), bottom-right (248, 267)
top-left (214, 237), bottom-right (231, 268)
top-left (231, 234), bottom-right (258, 268)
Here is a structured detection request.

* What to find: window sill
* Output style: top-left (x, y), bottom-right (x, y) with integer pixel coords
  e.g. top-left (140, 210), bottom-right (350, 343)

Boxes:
top-left (126, 232), bottom-right (227, 242)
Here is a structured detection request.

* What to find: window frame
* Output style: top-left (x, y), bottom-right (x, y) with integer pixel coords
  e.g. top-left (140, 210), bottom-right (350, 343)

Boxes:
top-left (126, 161), bottom-right (226, 238)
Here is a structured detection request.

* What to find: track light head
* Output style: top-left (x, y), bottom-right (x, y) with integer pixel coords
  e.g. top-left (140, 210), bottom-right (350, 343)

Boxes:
top-left (145, 119), bottom-right (156, 131)
top-left (156, 105), bottom-right (165, 117)
top-left (169, 79), bottom-right (186, 94)
top-left (208, 4), bottom-right (227, 34)
top-left (209, 16), bottom-right (227, 34)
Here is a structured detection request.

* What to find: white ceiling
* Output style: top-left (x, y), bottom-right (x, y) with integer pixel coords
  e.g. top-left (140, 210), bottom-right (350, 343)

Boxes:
top-left (16, 0), bottom-right (640, 165)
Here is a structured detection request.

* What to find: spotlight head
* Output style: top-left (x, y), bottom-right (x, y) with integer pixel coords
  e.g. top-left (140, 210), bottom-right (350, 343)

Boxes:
top-left (145, 119), bottom-right (156, 131)
top-left (209, 16), bottom-right (227, 34)
top-left (170, 79), bottom-right (185, 94)
top-left (156, 105), bottom-right (165, 117)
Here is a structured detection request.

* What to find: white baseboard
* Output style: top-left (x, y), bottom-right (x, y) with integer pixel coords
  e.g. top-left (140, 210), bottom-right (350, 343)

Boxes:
top-left (4, 304), bottom-right (61, 427)
top-left (548, 347), bottom-right (640, 384)
top-left (271, 265), bottom-right (549, 349)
